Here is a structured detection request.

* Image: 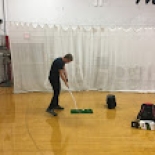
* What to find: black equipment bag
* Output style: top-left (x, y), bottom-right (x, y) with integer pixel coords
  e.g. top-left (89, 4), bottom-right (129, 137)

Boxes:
top-left (137, 103), bottom-right (155, 121)
top-left (106, 94), bottom-right (116, 109)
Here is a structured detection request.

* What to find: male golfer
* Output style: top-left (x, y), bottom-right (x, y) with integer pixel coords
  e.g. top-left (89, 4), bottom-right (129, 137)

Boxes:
top-left (46, 54), bottom-right (73, 116)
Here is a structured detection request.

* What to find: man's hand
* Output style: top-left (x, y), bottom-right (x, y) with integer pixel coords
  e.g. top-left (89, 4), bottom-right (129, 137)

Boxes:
top-left (65, 82), bottom-right (69, 88)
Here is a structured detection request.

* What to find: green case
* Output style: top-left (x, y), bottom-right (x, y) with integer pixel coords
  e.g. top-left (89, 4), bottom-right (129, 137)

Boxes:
top-left (70, 109), bottom-right (93, 114)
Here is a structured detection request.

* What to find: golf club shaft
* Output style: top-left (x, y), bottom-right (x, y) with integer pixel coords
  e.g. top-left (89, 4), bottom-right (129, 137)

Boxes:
top-left (68, 89), bottom-right (78, 109)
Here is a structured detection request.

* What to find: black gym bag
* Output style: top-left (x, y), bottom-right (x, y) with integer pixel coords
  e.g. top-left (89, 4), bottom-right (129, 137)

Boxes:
top-left (137, 103), bottom-right (155, 121)
top-left (106, 94), bottom-right (116, 109)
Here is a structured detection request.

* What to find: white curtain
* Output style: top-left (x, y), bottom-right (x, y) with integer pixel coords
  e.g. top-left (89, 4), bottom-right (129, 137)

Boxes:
top-left (8, 22), bottom-right (155, 93)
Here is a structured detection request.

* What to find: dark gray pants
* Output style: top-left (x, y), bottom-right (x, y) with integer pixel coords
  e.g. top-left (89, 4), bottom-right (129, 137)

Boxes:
top-left (48, 77), bottom-right (61, 109)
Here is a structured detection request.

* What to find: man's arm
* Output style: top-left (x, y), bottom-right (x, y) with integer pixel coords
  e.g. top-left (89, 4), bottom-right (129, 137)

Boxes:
top-left (63, 66), bottom-right (68, 81)
top-left (59, 69), bottom-right (69, 88)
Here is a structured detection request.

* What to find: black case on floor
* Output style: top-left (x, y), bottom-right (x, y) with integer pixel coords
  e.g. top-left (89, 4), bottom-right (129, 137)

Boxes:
top-left (106, 94), bottom-right (116, 109)
top-left (137, 103), bottom-right (155, 121)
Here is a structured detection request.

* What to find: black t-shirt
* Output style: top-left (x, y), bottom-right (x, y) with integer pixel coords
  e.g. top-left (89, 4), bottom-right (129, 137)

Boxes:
top-left (49, 57), bottom-right (65, 79)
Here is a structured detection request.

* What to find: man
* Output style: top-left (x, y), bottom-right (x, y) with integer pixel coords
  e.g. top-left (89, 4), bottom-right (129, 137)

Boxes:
top-left (46, 54), bottom-right (73, 116)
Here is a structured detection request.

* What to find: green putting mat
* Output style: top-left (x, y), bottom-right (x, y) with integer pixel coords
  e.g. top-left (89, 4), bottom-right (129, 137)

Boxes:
top-left (70, 109), bottom-right (93, 114)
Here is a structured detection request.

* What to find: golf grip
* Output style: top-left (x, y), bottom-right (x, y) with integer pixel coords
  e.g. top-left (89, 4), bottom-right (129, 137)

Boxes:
top-left (68, 89), bottom-right (78, 109)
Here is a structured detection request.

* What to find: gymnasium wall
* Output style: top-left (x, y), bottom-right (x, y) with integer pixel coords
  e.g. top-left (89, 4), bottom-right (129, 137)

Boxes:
top-left (6, 0), bottom-right (155, 26)
top-left (7, 0), bottom-right (155, 92)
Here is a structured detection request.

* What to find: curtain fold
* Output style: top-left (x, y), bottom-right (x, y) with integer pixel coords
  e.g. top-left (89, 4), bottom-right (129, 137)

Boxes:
top-left (8, 23), bottom-right (155, 93)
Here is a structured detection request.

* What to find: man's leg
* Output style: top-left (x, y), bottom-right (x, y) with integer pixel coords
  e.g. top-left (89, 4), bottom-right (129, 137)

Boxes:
top-left (49, 81), bottom-right (60, 109)
top-left (52, 81), bottom-right (64, 109)
top-left (46, 80), bottom-right (60, 116)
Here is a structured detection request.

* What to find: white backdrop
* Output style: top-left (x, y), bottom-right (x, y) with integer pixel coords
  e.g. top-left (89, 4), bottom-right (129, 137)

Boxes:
top-left (8, 23), bottom-right (155, 93)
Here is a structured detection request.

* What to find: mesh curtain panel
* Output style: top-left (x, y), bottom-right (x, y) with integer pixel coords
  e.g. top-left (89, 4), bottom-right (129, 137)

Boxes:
top-left (8, 23), bottom-right (155, 93)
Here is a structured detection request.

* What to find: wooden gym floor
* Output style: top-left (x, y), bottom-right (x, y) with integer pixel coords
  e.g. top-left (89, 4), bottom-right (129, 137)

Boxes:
top-left (0, 87), bottom-right (155, 155)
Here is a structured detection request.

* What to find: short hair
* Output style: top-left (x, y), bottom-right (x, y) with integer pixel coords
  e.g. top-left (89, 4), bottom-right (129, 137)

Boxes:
top-left (64, 54), bottom-right (73, 61)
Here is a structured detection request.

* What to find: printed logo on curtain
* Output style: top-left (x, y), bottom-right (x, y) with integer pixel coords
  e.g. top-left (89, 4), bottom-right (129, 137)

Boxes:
top-left (136, 0), bottom-right (155, 4)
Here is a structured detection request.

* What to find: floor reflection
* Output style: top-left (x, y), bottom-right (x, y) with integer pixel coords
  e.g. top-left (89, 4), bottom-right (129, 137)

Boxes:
top-left (106, 109), bottom-right (116, 119)
top-left (46, 118), bottom-right (69, 155)
top-left (0, 94), bottom-right (15, 123)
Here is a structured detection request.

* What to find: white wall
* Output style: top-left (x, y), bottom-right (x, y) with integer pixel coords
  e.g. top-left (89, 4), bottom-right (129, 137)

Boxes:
top-left (6, 0), bottom-right (155, 26)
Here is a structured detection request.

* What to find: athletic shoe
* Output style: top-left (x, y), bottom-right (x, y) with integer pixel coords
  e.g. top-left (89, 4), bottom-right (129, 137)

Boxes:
top-left (46, 108), bottom-right (57, 116)
top-left (54, 105), bottom-right (64, 110)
